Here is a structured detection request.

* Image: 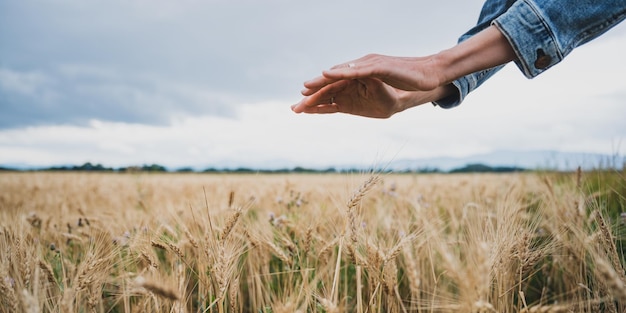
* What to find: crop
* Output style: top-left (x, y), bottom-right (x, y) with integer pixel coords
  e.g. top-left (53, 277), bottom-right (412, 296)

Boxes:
top-left (1, 170), bottom-right (625, 312)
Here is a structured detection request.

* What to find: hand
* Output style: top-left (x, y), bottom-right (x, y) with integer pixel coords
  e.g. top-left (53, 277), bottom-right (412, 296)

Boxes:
top-left (291, 26), bottom-right (516, 118)
top-left (300, 26), bottom-right (515, 96)
top-left (301, 54), bottom-right (443, 97)
top-left (291, 77), bottom-right (407, 119)
top-left (291, 54), bottom-right (447, 118)
top-left (291, 76), bottom-right (455, 118)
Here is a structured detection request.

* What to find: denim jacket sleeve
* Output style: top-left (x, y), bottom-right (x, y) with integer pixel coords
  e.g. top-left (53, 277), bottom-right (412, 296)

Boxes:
top-left (434, 0), bottom-right (626, 109)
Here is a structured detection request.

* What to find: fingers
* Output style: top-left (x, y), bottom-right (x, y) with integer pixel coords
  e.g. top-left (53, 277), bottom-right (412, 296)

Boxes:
top-left (329, 61), bottom-right (358, 70)
top-left (324, 63), bottom-right (366, 79)
top-left (301, 75), bottom-right (338, 96)
top-left (292, 80), bottom-right (349, 114)
top-left (294, 55), bottom-right (385, 114)
top-left (291, 103), bottom-right (340, 114)
top-left (303, 62), bottom-right (382, 97)
top-left (301, 57), bottom-right (369, 95)
top-left (320, 55), bottom-right (439, 91)
top-left (325, 55), bottom-right (382, 78)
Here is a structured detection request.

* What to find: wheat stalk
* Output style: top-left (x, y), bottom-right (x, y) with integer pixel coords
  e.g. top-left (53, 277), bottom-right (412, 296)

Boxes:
top-left (365, 240), bottom-right (383, 270)
top-left (38, 260), bottom-right (56, 284)
top-left (402, 244), bottom-right (421, 297)
top-left (264, 239), bottom-right (292, 267)
top-left (382, 260), bottom-right (398, 295)
top-left (135, 276), bottom-right (180, 301)
top-left (215, 245), bottom-right (228, 299)
top-left (76, 257), bottom-right (108, 292)
top-left (151, 240), bottom-right (168, 251)
top-left (345, 175), bottom-right (380, 266)
top-left (318, 237), bottom-right (340, 262)
top-left (318, 296), bottom-right (339, 313)
top-left (0, 272), bottom-right (19, 313)
top-left (385, 233), bottom-right (416, 263)
top-left (243, 229), bottom-right (259, 249)
top-left (139, 250), bottom-right (158, 269)
top-left (595, 258), bottom-right (626, 302)
top-left (302, 227), bottom-right (313, 258)
top-left (472, 299), bottom-right (496, 313)
top-left (229, 275), bottom-right (239, 313)
top-left (346, 175), bottom-right (380, 210)
top-left (520, 303), bottom-right (572, 313)
top-left (595, 212), bottom-right (625, 279)
top-left (167, 242), bottom-right (184, 259)
top-left (220, 207), bottom-right (242, 242)
top-left (21, 288), bottom-right (39, 313)
top-left (184, 228), bottom-right (199, 249)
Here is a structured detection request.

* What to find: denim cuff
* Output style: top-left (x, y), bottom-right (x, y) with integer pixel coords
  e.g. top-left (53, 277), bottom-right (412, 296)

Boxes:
top-left (432, 66), bottom-right (503, 109)
top-left (432, 78), bottom-right (469, 109)
top-left (492, 0), bottom-right (562, 78)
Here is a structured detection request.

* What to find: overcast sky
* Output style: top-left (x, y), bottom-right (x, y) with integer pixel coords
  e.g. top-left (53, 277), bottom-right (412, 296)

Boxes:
top-left (1, 0), bottom-right (625, 169)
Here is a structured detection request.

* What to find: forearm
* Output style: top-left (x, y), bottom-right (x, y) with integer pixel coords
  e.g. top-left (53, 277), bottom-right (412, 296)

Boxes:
top-left (392, 27), bottom-right (516, 113)
top-left (433, 26), bottom-right (517, 86)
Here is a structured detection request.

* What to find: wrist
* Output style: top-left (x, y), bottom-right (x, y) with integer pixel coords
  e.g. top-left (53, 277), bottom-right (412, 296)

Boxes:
top-left (396, 85), bottom-right (456, 113)
top-left (432, 49), bottom-right (457, 86)
top-left (395, 90), bottom-right (416, 113)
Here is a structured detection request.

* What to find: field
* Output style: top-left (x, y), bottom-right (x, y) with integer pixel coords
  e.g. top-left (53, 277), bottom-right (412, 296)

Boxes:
top-left (1, 170), bottom-right (625, 312)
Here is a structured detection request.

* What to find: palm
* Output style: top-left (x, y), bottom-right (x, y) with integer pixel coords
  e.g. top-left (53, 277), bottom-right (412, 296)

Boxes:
top-left (337, 78), bottom-right (401, 118)
top-left (296, 78), bottom-right (401, 118)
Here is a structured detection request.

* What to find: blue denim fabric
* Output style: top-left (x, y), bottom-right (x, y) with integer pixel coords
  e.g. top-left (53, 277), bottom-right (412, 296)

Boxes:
top-left (434, 0), bottom-right (626, 109)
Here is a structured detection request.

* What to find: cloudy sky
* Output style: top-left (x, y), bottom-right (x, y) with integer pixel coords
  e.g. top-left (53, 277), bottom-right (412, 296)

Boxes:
top-left (1, 0), bottom-right (625, 170)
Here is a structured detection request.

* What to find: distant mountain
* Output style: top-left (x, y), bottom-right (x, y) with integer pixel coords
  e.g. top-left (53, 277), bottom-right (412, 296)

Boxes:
top-left (386, 150), bottom-right (623, 172)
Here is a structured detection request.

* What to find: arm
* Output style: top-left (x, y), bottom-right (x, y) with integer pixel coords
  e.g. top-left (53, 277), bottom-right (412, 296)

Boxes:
top-left (291, 25), bottom-right (516, 117)
top-left (293, 0), bottom-right (626, 117)
top-left (292, 0), bottom-right (518, 116)
top-left (439, 0), bottom-right (626, 108)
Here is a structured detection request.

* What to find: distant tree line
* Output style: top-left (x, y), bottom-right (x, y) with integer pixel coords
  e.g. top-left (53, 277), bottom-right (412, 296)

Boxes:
top-left (41, 162), bottom-right (167, 172)
top-left (1, 162), bottom-right (527, 173)
top-left (448, 163), bottom-right (526, 173)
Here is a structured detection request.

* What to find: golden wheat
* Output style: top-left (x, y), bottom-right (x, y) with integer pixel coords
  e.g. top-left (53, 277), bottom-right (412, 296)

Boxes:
top-left (0, 171), bottom-right (624, 313)
top-left (135, 276), bottom-right (180, 301)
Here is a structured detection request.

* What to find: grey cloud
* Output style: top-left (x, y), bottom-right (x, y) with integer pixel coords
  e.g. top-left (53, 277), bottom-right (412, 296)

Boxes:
top-left (0, 0), bottom-right (485, 129)
top-left (0, 65), bottom-right (238, 128)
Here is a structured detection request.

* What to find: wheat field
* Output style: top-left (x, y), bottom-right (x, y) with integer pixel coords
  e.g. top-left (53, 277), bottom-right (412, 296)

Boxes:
top-left (1, 170), bottom-right (625, 312)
